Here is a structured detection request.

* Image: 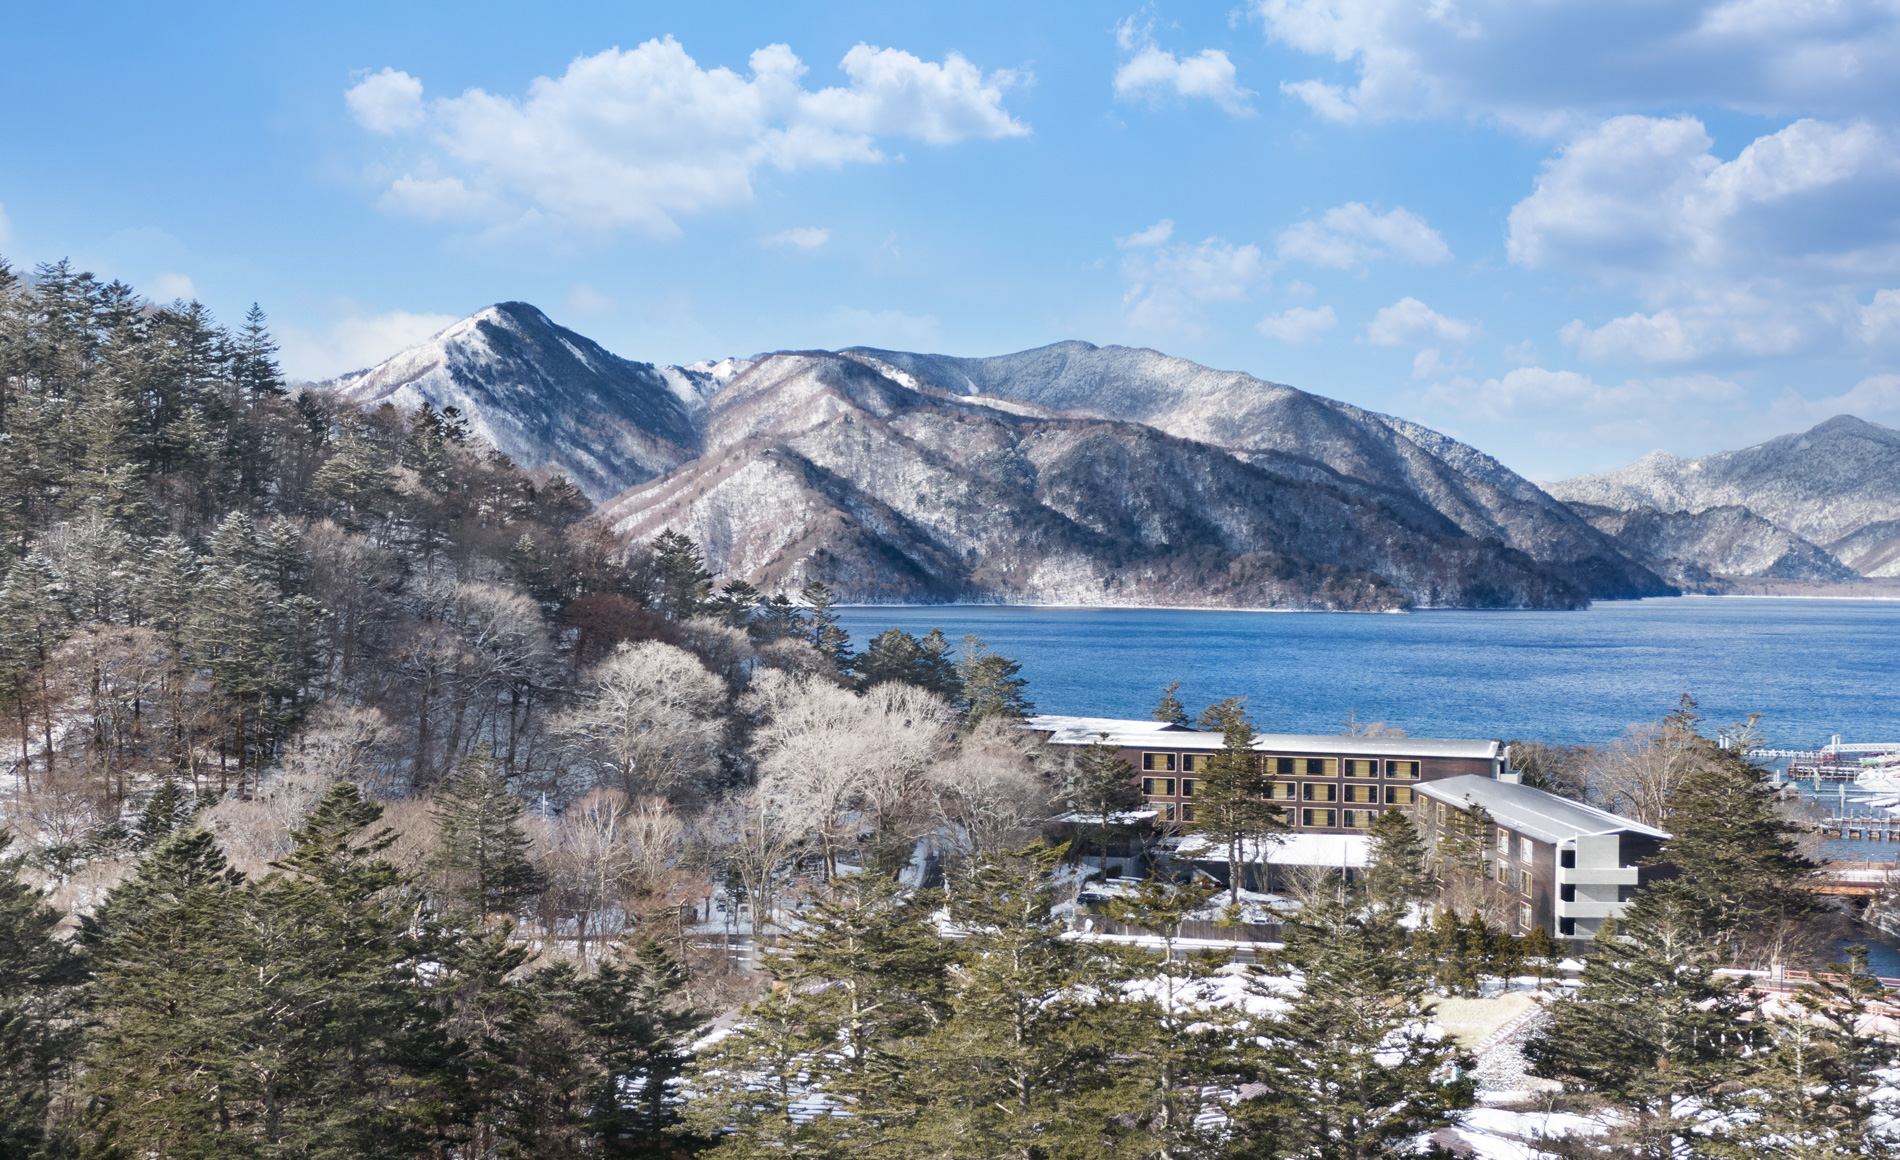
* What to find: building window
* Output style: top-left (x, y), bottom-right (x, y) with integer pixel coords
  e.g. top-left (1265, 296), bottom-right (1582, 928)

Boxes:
top-left (1180, 753), bottom-right (1209, 772)
top-left (1303, 783), bottom-right (1338, 802)
top-left (1559, 917), bottom-right (1576, 937)
top-left (1142, 777), bottom-right (1176, 796)
top-left (1179, 805), bottom-right (1196, 822)
top-left (1343, 809), bottom-right (1376, 828)
top-left (1142, 752), bottom-right (1176, 772)
top-left (1559, 884), bottom-right (1575, 902)
top-left (1435, 801), bottom-right (1446, 823)
top-left (1519, 903), bottom-right (1532, 931)
top-left (1496, 860), bottom-right (1508, 884)
top-left (1385, 786), bottom-right (1415, 805)
top-left (1163, 803), bottom-right (1177, 821)
top-left (1180, 778), bottom-right (1197, 797)
top-left (1343, 784), bottom-right (1378, 804)
top-left (1387, 760), bottom-right (1421, 780)
top-left (1497, 829), bottom-right (1511, 855)
top-left (1270, 756), bottom-right (1296, 776)
top-left (1559, 849), bottom-right (1576, 868)
top-left (1519, 835), bottom-right (1534, 862)
top-left (1345, 759), bottom-right (1377, 778)
top-left (1302, 808), bottom-right (1337, 827)
top-left (1304, 758), bottom-right (1337, 777)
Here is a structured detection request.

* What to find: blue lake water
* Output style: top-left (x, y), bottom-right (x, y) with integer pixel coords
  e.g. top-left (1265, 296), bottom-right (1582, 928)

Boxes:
top-left (837, 596), bottom-right (1900, 750)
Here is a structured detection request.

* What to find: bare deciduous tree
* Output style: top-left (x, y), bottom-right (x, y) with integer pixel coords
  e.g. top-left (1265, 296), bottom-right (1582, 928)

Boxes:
top-left (929, 717), bottom-right (1055, 859)
top-left (553, 641), bottom-right (728, 801)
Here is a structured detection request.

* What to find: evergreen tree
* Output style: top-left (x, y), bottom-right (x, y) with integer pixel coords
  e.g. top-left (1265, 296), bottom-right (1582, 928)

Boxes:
top-left (430, 746), bottom-right (546, 917)
top-left (956, 634), bottom-right (1033, 727)
top-left (853, 627), bottom-right (960, 698)
top-left (1231, 880), bottom-right (1472, 1160)
top-left (1364, 807), bottom-right (1431, 917)
top-left (1186, 697), bottom-right (1284, 907)
top-left (688, 874), bottom-right (954, 1158)
top-left (651, 529), bottom-right (712, 622)
top-left (1527, 880), bottom-right (1754, 1160)
top-left (798, 580), bottom-right (852, 667)
top-left (0, 830), bottom-right (86, 1160)
top-left (1151, 679), bottom-right (1190, 727)
top-left (132, 778), bottom-right (195, 849)
top-left (1427, 907), bottom-right (1476, 995)
top-left (1066, 732), bottom-right (1145, 873)
top-left (0, 554), bottom-right (68, 789)
top-left (705, 579), bottom-right (764, 629)
top-left (1099, 876), bottom-right (1240, 1160)
top-left (1654, 713), bottom-right (1821, 962)
top-left (1706, 947), bottom-right (1886, 1160)
top-left (898, 844), bottom-right (1130, 1160)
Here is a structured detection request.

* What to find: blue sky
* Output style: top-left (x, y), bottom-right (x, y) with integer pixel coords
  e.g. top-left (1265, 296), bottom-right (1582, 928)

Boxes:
top-left (7, 1), bottom-right (1900, 479)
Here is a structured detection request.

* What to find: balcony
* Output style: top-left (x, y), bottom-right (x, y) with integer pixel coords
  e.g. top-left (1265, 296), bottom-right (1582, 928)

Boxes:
top-left (1555, 898), bottom-right (1627, 920)
top-left (1557, 864), bottom-right (1639, 887)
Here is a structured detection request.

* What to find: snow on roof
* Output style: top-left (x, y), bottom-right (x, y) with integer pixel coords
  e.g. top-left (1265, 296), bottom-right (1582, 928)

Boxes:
top-left (1025, 715), bottom-right (1499, 760)
top-left (1173, 832), bottom-right (1372, 868)
top-left (1418, 775), bottom-right (1670, 844)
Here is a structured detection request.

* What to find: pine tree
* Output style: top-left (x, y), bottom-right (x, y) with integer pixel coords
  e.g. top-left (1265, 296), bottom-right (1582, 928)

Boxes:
top-left (1428, 907), bottom-right (1476, 995)
top-left (1066, 732), bottom-right (1145, 873)
top-left (651, 529), bottom-right (712, 622)
top-left (897, 844), bottom-right (1131, 1160)
top-left (688, 874), bottom-right (954, 1157)
top-left (0, 554), bottom-right (68, 789)
top-left (1527, 880), bottom-right (1754, 1160)
top-left (1231, 881), bottom-right (1473, 1160)
top-left (1151, 680), bottom-right (1189, 727)
top-left (1186, 697), bottom-right (1284, 907)
top-left (956, 635), bottom-right (1033, 727)
top-left (430, 746), bottom-right (545, 918)
top-left (132, 778), bottom-right (195, 849)
top-left (853, 627), bottom-right (961, 698)
top-left (1364, 807), bottom-right (1431, 917)
top-left (798, 580), bottom-right (852, 667)
top-left (1655, 714), bottom-right (1821, 962)
top-left (1705, 946), bottom-right (1886, 1160)
top-left (0, 829), bottom-right (86, 1160)
top-left (1099, 876), bottom-right (1240, 1160)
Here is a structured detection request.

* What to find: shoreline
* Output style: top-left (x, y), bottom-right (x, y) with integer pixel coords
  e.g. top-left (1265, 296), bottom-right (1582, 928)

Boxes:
top-left (836, 593), bottom-right (1900, 613)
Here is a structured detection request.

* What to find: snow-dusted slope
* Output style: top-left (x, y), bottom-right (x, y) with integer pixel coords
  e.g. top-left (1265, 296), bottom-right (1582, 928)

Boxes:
top-left (1546, 416), bottom-right (1900, 548)
top-left (595, 351), bottom-right (1590, 610)
top-left (319, 303), bottom-right (743, 501)
top-left (853, 342), bottom-right (1665, 600)
top-left (1564, 503), bottom-right (1858, 588)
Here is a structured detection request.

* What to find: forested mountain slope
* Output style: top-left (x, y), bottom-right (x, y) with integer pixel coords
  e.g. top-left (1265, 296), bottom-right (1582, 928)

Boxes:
top-left (320, 302), bottom-right (744, 500)
top-left (853, 341), bottom-right (1664, 600)
top-left (594, 350), bottom-right (1591, 610)
top-left (1548, 416), bottom-right (1900, 578)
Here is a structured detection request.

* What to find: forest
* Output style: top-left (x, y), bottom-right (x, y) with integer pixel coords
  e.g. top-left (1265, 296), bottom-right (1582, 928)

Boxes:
top-left (0, 261), bottom-right (1893, 1159)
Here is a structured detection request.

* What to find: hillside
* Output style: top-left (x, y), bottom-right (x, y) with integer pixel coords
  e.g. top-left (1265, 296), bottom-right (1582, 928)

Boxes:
top-left (319, 302), bottom-right (744, 500)
top-left (1546, 416), bottom-right (1900, 578)
top-left (1562, 503), bottom-right (1858, 590)
top-left (319, 310), bottom-right (1677, 609)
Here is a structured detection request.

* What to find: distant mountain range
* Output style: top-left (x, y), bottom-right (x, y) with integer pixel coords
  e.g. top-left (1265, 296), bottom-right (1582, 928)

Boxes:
top-left (310, 302), bottom-right (1893, 607)
top-left (1545, 415), bottom-right (1900, 588)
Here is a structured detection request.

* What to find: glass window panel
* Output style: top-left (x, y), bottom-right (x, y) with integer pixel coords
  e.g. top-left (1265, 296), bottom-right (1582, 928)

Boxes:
top-left (1302, 809), bottom-right (1337, 827)
top-left (1180, 753), bottom-right (1209, 772)
top-left (1385, 786), bottom-right (1415, 805)
top-left (1142, 752), bottom-right (1176, 772)
top-left (1180, 778), bottom-right (1197, 797)
top-left (1386, 761), bottom-right (1420, 780)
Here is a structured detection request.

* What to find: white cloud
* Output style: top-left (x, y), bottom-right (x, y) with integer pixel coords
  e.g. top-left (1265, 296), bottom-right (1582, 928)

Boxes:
top-left (1367, 296), bottom-right (1478, 346)
top-left (1116, 219), bottom-right (1175, 248)
top-left (1277, 202), bottom-right (1450, 269)
top-left (566, 283), bottom-right (616, 315)
top-left (1256, 304), bottom-right (1337, 342)
top-left (1255, 0), bottom-right (1900, 130)
top-left (149, 272), bottom-right (198, 302)
top-left (277, 306), bottom-right (461, 380)
top-left (1113, 19), bottom-right (1254, 115)
top-left (1509, 114), bottom-right (1900, 361)
top-left (346, 67), bottom-right (426, 133)
top-left (1503, 339), bottom-right (1540, 365)
top-left (1122, 236), bottom-right (1266, 332)
top-left (763, 226), bottom-right (831, 249)
top-left (345, 37), bottom-right (1028, 237)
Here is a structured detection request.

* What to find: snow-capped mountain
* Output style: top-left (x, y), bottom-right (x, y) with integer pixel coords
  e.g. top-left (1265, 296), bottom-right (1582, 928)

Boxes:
top-left (317, 308), bottom-right (1674, 609)
top-left (1561, 503), bottom-right (1857, 589)
top-left (1546, 416), bottom-right (1900, 579)
top-left (318, 302), bottom-right (746, 501)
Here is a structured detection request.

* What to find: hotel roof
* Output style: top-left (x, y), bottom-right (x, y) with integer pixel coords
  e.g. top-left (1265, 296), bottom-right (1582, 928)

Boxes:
top-left (1025, 715), bottom-right (1501, 761)
top-left (1418, 775), bottom-right (1670, 844)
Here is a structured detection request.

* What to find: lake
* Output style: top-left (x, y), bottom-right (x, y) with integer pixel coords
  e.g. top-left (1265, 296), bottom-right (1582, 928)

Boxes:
top-left (836, 596), bottom-right (1900, 750)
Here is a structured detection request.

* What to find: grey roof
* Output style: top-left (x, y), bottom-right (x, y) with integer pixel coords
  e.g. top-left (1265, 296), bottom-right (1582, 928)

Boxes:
top-left (1418, 775), bottom-right (1670, 843)
top-left (1025, 714), bottom-right (1500, 760)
